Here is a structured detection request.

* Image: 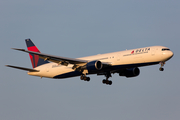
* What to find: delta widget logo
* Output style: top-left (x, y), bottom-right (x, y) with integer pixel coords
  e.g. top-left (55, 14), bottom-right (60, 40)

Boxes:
top-left (131, 50), bottom-right (134, 54)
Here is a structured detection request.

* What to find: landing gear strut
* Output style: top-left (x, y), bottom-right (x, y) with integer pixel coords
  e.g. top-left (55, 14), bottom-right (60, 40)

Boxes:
top-left (159, 62), bottom-right (165, 71)
top-left (80, 75), bottom-right (90, 81)
top-left (80, 69), bottom-right (90, 82)
top-left (102, 72), bottom-right (112, 85)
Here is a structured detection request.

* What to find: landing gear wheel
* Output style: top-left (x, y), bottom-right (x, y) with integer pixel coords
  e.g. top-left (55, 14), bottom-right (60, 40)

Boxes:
top-left (80, 75), bottom-right (84, 80)
top-left (83, 77), bottom-right (87, 81)
top-left (102, 79), bottom-right (106, 84)
top-left (102, 80), bottom-right (112, 85)
top-left (159, 62), bottom-right (165, 71)
top-left (80, 75), bottom-right (90, 82)
top-left (108, 81), bottom-right (112, 85)
top-left (159, 68), bottom-right (164, 71)
top-left (86, 77), bottom-right (90, 81)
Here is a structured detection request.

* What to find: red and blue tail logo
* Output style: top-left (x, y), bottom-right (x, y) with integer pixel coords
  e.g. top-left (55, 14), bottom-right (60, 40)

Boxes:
top-left (25, 39), bottom-right (49, 68)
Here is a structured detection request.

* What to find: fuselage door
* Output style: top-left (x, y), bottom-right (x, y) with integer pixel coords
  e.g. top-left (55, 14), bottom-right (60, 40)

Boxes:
top-left (151, 48), bottom-right (156, 56)
top-left (46, 65), bottom-right (50, 72)
top-left (117, 54), bottom-right (120, 61)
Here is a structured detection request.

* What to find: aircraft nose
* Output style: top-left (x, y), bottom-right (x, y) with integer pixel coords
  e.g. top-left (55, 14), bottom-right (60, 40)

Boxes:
top-left (170, 51), bottom-right (174, 57)
top-left (163, 50), bottom-right (174, 59)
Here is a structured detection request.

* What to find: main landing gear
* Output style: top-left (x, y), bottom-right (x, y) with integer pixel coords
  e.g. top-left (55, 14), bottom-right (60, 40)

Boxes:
top-left (159, 62), bottom-right (165, 71)
top-left (80, 75), bottom-right (90, 82)
top-left (80, 69), bottom-right (90, 82)
top-left (102, 72), bottom-right (112, 85)
top-left (79, 71), bottom-right (113, 85)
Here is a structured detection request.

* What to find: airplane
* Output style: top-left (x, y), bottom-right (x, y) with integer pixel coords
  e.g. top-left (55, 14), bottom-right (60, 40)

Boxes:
top-left (6, 39), bottom-right (174, 85)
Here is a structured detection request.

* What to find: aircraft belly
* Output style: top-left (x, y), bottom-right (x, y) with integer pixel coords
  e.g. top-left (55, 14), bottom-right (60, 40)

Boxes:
top-left (48, 66), bottom-right (76, 78)
top-left (29, 64), bottom-right (76, 79)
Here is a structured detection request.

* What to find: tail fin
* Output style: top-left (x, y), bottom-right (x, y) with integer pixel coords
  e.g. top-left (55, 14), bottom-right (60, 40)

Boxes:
top-left (25, 39), bottom-right (49, 68)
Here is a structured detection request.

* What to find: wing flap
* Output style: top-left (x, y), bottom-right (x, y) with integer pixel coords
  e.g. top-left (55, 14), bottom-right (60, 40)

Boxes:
top-left (6, 65), bottom-right (39, 72)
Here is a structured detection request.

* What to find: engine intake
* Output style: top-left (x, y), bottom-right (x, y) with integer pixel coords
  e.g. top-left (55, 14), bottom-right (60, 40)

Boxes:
top-left (119, 67), bottom-right (140, 78)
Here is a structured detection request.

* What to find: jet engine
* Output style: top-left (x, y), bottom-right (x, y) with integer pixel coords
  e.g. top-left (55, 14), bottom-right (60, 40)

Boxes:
top-left (119, 67), bottom-right (140, 78)
top-left (85, 60), bottom-right (103, 71)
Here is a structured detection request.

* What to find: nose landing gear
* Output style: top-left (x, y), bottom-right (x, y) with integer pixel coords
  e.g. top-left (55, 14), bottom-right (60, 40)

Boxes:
top-left (159, 62), bottom-right (165, 71)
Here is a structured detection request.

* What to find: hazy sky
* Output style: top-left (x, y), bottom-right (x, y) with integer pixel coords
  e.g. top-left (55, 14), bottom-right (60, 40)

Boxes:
top-left (1, 0), bottom-right (180, 120)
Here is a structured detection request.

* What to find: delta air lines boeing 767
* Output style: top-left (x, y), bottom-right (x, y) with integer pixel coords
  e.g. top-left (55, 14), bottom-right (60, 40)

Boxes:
top-left (6, 39), bottom-right (174, 85)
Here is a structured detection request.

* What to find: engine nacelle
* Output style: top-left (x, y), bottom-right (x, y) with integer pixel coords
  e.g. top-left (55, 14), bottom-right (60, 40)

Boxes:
top-left (119, 67), bottom-right (140, 78)
top-left (86, 60), bottom-right (103, 72)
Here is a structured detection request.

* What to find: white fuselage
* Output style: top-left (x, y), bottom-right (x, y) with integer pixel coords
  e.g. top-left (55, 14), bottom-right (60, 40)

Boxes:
top-left (28, 46), bottom-right (173, 79)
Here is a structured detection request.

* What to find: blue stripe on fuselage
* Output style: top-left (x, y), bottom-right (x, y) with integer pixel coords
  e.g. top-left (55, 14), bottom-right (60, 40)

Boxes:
top-left (53, 62), bottom-right (159, 79)
top-left (53, 71), bottom-right (82, 79)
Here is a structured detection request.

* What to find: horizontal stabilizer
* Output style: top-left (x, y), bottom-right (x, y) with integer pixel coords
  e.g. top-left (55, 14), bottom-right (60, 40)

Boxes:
top-left (6, 65), bottom-right (39, 72)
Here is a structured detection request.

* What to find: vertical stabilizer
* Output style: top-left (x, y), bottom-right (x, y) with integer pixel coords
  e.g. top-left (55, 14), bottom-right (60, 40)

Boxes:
top-left (25, 39), bottom-right (49, 68)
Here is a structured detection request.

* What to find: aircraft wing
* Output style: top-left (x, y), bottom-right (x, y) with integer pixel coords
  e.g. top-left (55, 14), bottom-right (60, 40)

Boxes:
top-left (12, 48), bottom-right (88, 65)
top-left (12, 48), bottom-right (112, 71)
top-left (6, 65), bottom-right (39, 72)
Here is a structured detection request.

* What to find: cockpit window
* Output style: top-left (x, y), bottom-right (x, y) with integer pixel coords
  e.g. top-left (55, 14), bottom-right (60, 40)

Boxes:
top-left (162, 48), bottom-right (170, 51)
